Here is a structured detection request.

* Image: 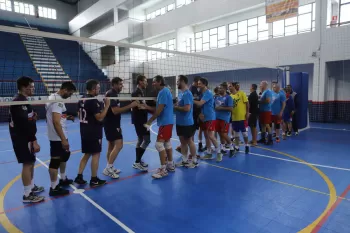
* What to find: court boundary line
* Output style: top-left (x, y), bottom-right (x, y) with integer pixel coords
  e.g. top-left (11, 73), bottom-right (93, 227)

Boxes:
top-left (310, 127), bottom-right (350, 132)
top-left (149, 123), bottom-right (337, 233)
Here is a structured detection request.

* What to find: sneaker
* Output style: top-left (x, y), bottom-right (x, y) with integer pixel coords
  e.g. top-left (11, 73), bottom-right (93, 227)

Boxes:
top-left (176, 160), bottom-right (190, 167)
top-left (167, 162), bottom-right (176, 172)
top-left (175, 146), bottom-right (181, 153)
top-left (245, 146), bottom-right (249, 154)
top-left (287, 132), bottom-right (292, 137)
top-left (49, 186), bottom-right (70, 197)
top-left (59, 178), bottom-right (73, 187)
top-left (198, 142), bottom-right (203, 152)
top-left (74, 175), bottom-right (87, 185)
top-left (257, 138), bottom-right (266, 144)
top-left (225, 144), bottom-right (230, 149)
top-left (31, 185), bottom-right (44, 193)
top-left (220, 149), bottom-right (227, 154)
top-left (216, 153), bottom-right (223, 162)
top-left (276, 137), bottom-right (280, 143)
top-left (196, 154), bottom-right (201, 159)
top-left (152, 168), bottom-right (168, 179)
top-left (266, 140), bottom-right (274, 145)
top-left (295, 132), bottom-right (299, 136)
top-left (133, 163), bottom-right (148, 171)
top-left (90, 177), bottom-right (107, 187)
top-left (103, 167), bottom-right (120, 179)
top-left (112, 167), bottom-right (121, 174)
top-left (272, 133), bottom-right (276, 138)
top-left (23, 192), bottom-right (44, 203)
top-left (202, 154), bottom-right (213, 160)
top-left (140, 161), bottom-right (148, 167)
top-left (229, 149), bottom-right (236, 158)
top-left (191, 161), bottom-right (199, 167)
top-left (282, 134), bottom-right (287, 140)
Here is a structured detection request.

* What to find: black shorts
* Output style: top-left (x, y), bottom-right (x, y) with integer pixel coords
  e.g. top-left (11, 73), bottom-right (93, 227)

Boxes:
top-left (248, 114), bottom-right (258, 128)
top-left (134, 123), bottom-right (150, 138)
top-left (104, 125), bottom-right (123, 142)
top-left (176, 125), bottom-right (196, 139)
top-left (11, 137), bottom-right (36, 164)
top-left (50, 140), bottom-right (70, 158)
top-left (81, 138), bottom-right (102, 154)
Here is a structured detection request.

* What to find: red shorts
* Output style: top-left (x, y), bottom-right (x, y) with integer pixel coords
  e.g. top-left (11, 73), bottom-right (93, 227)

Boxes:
top-left (157, 125), bottom-right (173, 141)
top-left (244, 120), bottom-right (248, 128)
top-left (215, 120), bottom-right (230, 133)
top-left (200, 120), bottom-right (216, 131)
top-left (259, 111), bottom-right (272, 125)
top-left (271, 115), bottom-right (282, 124)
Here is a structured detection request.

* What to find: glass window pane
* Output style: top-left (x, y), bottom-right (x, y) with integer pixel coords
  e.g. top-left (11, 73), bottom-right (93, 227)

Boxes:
top-left (218, 26), bottom-right (226, 40)
top-left (48, 9), bottom-right (52, 18)
top-left (285, 25), bottom-right (297, 36)
top-left (195, 32), bottom-right (202, 38)
top-left (210, 28), bottom-right (217, 35)
top-left (248, 25), bottom-right (258, 42)
top-left (210, 35), bottom-right (217, 48)
top-left (161, 42), bottom-right (166, 49)
top-left (258, 31), bottom-right (269, 41)
top-left (285, 16), bottom-right (297, 26)
top-left (299, 4), bottom-right (312, 14)
top-left (52, 9), bottom-right (57, 19)
top-left (196, 38), bottom-right (202, 51)
top-left (202, 30), bottom-right (209, 43)
top-left (167, 3), bottom-right (174, 11)
top-left (298, 13), bottom-right (312, 32)
top-left (146, 14), bottom-right (151, 20)
top-left (43, 7), bottom-right (48, 18)
top-left (238, 20), bottom-right (247, 36)
top-left (238, 35), bottom-right (247, 44)
top-left (155, 9), bottom-right (160, 16)
top-left (151, 12), bottom-right (155, 18)
top-left (273, 20), bottom-right (284, 37)
top-left (312, 3), bottom-right (316, 21)
top-left (340, 4), bottom-right (350, 23)
top-left (203, 43), bottom-right (209, 51)
top-left (160, 7), bottom-right (166, 15)
top-left (229, 23), bottom-right (237, 31)
top-left (312, 21), bottom-right (315, 31)
top-left (229, 30), bottom-right (238, 45)
top-left (258, 16), bottom-right (268, 31)
top-left (29, 5), bottom-right (34, 15)
top-left (248, 18), bottom-right (257, 26)
top-left (218, 40), bottom-right (226, 48)
top-left (19, 3), bottom-right (24, 13)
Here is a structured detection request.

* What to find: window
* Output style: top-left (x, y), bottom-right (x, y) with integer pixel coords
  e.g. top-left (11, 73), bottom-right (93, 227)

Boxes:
top-left (0, 0), bottom-right (12, 11)
top-left (258, 16), bottom-right (269, 40)
top-left (14, 1), bottom-right (35, 16)
top-left (38, 6), bottom-right (57, 19)
top-left (182, 38), bottom-right (195, 53)
top-left (146, 3), bottom-right (176, 21)
top-left (195, 26), bottom-right (226, 52)
top-left (272, 2), bottom-right (316, 38)
top-left (228, 23), bottom-right (238, 46)
top-left (340, 0), bottom-right (350, 25)
top-left (147, 39), bottom-right (176, 60)
top-left (177, 0), bottom-right (194, 8)
top-left (167, 3), bottom-right (175, 11)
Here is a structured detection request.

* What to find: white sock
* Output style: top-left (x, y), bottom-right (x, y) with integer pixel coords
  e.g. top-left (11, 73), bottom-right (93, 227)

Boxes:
top-left (161, 164), bottom-right (166, 169)
top-left (167, 161), bottom-right (173, 166)
top-left (107, 164), bottom-right (113, 168)
top-left (215, 147), bottom-right (220, 153)
top-left (60, 173), bottom-right (66, 180)
top-left (51, 181), bottom-right (57, 189)
top-left (220, 144), bottom-right (223, 150)
top-left (230, 144), bottom-right (234, 150)
top-left (182, 155), bottom-right (188, 162)
top-left (24, 185), bottom-right (32, 197)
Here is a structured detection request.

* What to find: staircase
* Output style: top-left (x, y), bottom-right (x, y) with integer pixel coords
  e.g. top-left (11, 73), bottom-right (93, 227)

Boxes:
top-left (16, 25), bottom-right (72, 93)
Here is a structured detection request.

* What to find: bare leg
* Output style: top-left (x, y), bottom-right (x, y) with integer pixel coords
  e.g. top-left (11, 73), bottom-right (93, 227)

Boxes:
top-left (78, 153), bottom-right (91, 175)
top-left (91, 153), bottom-right (100, 177)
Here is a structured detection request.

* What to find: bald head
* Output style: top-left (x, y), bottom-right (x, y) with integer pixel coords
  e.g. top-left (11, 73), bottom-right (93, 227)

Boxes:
top-left (260, 81), bottom-right (268, 92)
top-left (272, 83), bottom-right (280, 93)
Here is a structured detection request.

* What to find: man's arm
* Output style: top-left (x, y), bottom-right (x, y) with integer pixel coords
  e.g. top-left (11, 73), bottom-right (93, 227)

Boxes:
top-left (193, 99), bottom-right (206, 107)
top-left (93, 99), bottom-right (110, 122)
top-left (10, 105), bottom-right (37, 142)
top-left (175, 104), bottom-right (191, 112)
top-left (111, 101), bottom-right (138, 115)
top-left (146, 104), bottom-right (165, 125)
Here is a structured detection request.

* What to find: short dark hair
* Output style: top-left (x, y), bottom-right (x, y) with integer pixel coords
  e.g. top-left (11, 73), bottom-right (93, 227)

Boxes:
top-left (199, 77), bottom-right (208, 86)
top-left (178, 75), bottom-right (188, 84)
top-left (214, 86), bottom-right (219, 93)
top-left (193, 76), bottom-right (201, 82)
top-left (153, 75), bottom-right (165, 86)
top-left (60, 81), bottom-right (77, 92)
top-left (232, 82), bottom-right (239, 86)
top-left (136, 75), bottom-right (146, 85)
top-left (252, 84), bottom-right (257, 91)
top-left (86, 79), bottom-right (99, 91)
top-left (220, 82), bottom-right (228, 90)
top-left (16, 76), bottom-right (33, 91)
top-left (111, 77), bottom-right (123, 85)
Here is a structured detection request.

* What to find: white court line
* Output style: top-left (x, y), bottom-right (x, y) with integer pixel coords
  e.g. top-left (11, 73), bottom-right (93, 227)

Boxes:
top-left (310, 127), bottom-right (350, 132)
top-left (149, 123), bottom-right (350, 172)
top-left (35, 157), bottom-right (135, 233)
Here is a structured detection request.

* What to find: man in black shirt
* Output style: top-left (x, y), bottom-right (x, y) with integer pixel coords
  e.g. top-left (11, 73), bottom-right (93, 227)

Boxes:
top-left (103, 77), bottom-right (138, 178)
top-left (74, 79), bottom-right (110, 187)
top-left (9, 76), bottom-right (45, 203)
top-left (248, 84), bottom-right (259, 146)
top-left (131, 75), bottom-right (150, 171)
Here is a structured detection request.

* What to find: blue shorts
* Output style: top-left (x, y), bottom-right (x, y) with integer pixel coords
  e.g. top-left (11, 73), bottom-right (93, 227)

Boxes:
top-left (231, 121), bottom-right (247, 132)
top-left (283, 113), bottom-right (292, 122)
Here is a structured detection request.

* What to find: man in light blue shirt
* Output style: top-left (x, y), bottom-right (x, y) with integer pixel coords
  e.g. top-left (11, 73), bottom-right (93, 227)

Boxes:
top-left (258, 81), bottom-right (273, 145)
top-left (271, 83), bottom-right (286, 142)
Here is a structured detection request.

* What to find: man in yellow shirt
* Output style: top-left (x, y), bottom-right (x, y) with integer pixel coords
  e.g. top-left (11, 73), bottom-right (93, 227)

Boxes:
top-left (229, 82), bottom-right (249, 155)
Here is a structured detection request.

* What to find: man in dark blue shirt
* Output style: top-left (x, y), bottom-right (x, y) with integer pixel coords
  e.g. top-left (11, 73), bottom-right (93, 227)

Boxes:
top-left (74, 79), bottom-right (110, 187)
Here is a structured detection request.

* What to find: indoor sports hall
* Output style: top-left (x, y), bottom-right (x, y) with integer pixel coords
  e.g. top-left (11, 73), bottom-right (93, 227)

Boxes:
top-left (0, 0), bottom-right (349, 233)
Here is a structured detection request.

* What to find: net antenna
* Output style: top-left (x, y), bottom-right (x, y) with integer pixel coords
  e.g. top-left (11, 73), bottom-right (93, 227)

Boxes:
top-left (0, 24), bottom-right (284, 106)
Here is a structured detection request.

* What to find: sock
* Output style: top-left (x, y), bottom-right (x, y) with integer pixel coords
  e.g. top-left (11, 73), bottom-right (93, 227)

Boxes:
top-left (31, 179), bottom-right (34, 189)
top-left (182, 155), bottom-right (188, 162)
top-left (161, 164), bottom-right (166, 169)
top-left (215, 147), bottom-right (220, 153)
top-left (24, 185), bottom-right (31, 197)
top-left (230, 144), bottom-right (234, 150)
top-left (234, 146), bottom-right (239, 150)
top-left (107, 164), bottom-right (113, 168)
top-left (51, 181), bottom-right (57, 189)
top-left (198, 140), bottom-right (202, 143)
top-left (167, 161), bottom-right (173, 166)
top-left (245, 144), bottom-right (249, 147)
top-left (60, 173), bottom-right (66, 180)
top-left (220, 144), bottom-right (223, 150)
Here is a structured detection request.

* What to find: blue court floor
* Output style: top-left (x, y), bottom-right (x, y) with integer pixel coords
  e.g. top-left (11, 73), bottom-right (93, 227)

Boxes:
top-left (0, 113), bottom-right (349, 233)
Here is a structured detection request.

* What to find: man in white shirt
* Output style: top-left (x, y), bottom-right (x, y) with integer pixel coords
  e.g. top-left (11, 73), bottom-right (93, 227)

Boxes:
top-left (46, 82), bottom-right (77, 196)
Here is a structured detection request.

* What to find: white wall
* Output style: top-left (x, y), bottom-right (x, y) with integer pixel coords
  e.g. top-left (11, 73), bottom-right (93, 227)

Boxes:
top-left (0, 0), bottom-right (77, 29)
top-left (77, 0), bottom-right (99, 14)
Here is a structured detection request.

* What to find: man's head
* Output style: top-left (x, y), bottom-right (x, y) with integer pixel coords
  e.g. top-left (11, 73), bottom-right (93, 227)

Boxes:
top-left (111, 77), bottom-right (123, 93)
top-left (218, 84), bottom-right (227, 95)
top-left (137, 75), bottom-right (147, 89)
top-left (228, 82), bottom-right (237, 94)
top-left (250, 84), bottom-right (257, 93)
top-left (272, 83), bottom-right (280, 93)
top-left (234, 82), bottom-right (240, 91)
top-left (286, 85), bottom-right (292, 94)
top-left (86, 79), bottom-right (100, 97)
top-left (197, 78), bottom-right (208, 93)
top-left (152, 75), bottom-right (165, 91)
top-left (214, 86), bottom-right (219, 95)
top-left (177, 75), bottom-right (188, 90)
top-left (17, 76), bottom-right (34, 97)
top-left (192, 76), bottom-right (201, 87)
top-left (59, 81), bottom-right (77, 99)
top-left (260, 81), bottom-right (268, 92)
top-left (221, 82), bottom-right (228, 92)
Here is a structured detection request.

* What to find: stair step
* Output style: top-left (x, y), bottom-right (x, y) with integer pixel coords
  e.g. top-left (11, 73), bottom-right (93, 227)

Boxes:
top-left (40, 72), bottom-right (66, 75)
top-left (32, 57), bottom-right (57, 61)
top-left (43, 79), bottom-right (71, 82)
top-left (27, 48), bottom-right (51, 53)
top-left (43, 75), bottom-right (70, 79)
top-left (31, 55), bottom-right (56, 59)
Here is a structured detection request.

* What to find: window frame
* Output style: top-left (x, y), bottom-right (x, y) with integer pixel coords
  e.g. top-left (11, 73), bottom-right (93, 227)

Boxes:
top-left (0, 0), bottom-right (12, 12)
top-left (339, 0), bottom-right (350, 26)
top-left (14, 1), bottom-right (35, 16)
top-left (195, 25), bottom-right (226, 51)
top-left (38, 6), bottom-right (57, 19)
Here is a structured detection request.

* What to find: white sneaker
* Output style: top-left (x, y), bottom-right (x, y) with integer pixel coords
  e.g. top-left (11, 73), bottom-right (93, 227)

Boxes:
top-left (133, 163), bottom-right (148, 171)
top-left (152, 168), bottom-right (168, 179)
top-left (166, 162), bottom-right (176, 172)
top-left (103, 167), bottom-right (119, 179)
top-left (140, 161), bottom-right (148, 167)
